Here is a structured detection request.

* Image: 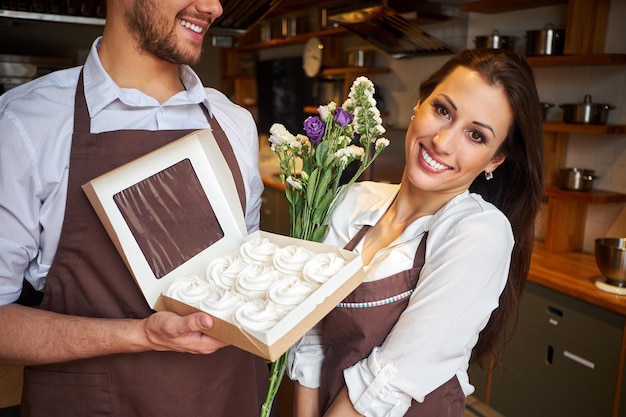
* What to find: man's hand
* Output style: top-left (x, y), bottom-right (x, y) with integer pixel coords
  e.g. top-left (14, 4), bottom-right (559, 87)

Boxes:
top-left (142, 311), bottom-right (229, 354)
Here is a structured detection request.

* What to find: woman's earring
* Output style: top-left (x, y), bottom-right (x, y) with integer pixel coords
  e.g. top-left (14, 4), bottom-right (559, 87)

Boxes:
top-left (410, 115), bottom-right (415, 121)
top-left (485, 171), bottom-right (494, 181)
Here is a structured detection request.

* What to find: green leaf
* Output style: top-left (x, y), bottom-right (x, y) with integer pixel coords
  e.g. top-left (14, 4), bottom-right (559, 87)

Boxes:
top-left (312, 191), bottom-right (333, 224)
top-left (285, 186), bottom-right (293, 206)
top-left (315, 142), bottom-right (329, 167)
top-left (311, 224), bottom-right (328, 243)
top-left (313, 169), bottom-right (332, 207)
top-left (306, 168), bottom-right (319, 206)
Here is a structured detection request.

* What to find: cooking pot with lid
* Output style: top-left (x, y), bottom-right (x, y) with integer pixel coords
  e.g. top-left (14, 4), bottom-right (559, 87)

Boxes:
top-left (560, 94), bottom-right (615, 124)
top-left (540, 102), bottom-right (554, 121)
top-left (526, 23), bottom-right (565, 56)
top-left (474, 30), bottom-right (518, 51)
top-left (558, 167), bottom-right (596, 191)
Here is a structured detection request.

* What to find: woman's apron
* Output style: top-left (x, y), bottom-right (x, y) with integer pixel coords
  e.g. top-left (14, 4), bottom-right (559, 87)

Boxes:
top-left (20, 71), bottom-right (269, 417)
top-left (320, 227), bottom-right (465, 417)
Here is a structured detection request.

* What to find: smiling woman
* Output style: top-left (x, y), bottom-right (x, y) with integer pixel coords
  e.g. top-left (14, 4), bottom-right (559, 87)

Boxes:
top-left (287, 48), bottom-right (544, 417)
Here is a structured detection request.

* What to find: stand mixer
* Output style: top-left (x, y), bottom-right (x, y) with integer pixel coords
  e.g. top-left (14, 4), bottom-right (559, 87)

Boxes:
top-left (594, 238), bottom-right (626, 295)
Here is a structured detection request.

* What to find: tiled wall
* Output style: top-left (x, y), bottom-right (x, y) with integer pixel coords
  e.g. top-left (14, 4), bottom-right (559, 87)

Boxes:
top-left (352, 2), bottom-right (626, 253)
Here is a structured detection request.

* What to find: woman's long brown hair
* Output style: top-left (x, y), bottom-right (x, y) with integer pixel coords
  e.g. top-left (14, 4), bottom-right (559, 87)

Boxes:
top-left (418, 48), bottom-right (544, 368)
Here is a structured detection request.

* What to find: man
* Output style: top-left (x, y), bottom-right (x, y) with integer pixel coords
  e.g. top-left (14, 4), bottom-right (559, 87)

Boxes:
top-left (0, 0), bottom-right (267, 415)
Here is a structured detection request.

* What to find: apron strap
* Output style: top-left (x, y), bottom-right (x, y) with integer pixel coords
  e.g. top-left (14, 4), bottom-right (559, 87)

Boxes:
top-left (343, 225), bottom-right (371, 251)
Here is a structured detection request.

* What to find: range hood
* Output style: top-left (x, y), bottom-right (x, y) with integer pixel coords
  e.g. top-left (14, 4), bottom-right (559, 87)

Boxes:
top-left (327, 0), bottom-right (455, 58)
top-left (209, 0), bottom-right (283, 37)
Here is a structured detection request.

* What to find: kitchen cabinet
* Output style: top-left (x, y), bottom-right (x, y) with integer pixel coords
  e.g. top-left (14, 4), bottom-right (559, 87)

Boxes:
top-left (460, 0), bottom-right (619, 58)
top-left (489, 281), bottom-right (624, 417)
top-left (260, 183), bottom-right (290, 236)
top-left (462, 0), bottom-right (626, 253)
top-left (222, 26), bottom-right (390, 116)
top-left (541, 123), bottom-right (626, 253)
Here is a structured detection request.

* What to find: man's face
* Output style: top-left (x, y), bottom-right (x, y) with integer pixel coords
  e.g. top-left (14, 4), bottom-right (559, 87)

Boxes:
top-left (125, 0), bottom-right (223, 65)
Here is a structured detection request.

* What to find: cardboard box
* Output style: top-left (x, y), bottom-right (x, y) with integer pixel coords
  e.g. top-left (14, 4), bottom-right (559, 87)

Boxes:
top-left (82, 129), bottom-right (363, 361)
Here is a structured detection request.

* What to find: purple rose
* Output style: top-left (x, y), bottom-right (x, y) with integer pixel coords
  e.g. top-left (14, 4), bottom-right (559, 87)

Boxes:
top-left (303, 116), bottom-right (325, 144)
top-left (333, 108), bottom-right (353, 127)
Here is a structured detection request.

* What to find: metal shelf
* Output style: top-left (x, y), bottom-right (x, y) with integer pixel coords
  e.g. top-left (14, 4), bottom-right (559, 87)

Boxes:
top-left (0, 9), bottom-right (105, 25)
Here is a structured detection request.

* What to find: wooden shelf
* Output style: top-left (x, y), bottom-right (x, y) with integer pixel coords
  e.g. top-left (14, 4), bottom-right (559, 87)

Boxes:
top-left (459, 0), bottom-right (568, 14)
top-left (545, 186), bottom-right (626, 205)
top-left (542, 122), bottom-right (626, 135)
top-left (527, 54), bottom-right (626, 67)
top-left (318, 66), bottom-right (390, 77)
top-left (0, 8), bottom-right (104, 25)
top-left (235, 27), bottom-right (348, 52)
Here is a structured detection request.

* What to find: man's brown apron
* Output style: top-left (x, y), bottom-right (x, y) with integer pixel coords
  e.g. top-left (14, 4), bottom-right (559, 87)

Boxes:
top-left (20, 72), bottom-right (269, 417)
top-left (320, 227), bottom-right (465, 416)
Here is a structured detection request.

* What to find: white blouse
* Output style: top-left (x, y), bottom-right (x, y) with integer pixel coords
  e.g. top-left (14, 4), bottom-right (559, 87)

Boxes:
top-left (288, 181), bottom-right (513, 417)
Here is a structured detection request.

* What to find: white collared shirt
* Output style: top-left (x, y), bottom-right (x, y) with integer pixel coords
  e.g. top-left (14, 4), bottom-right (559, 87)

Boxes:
top-left (288, 181), bottom-right (513, 417)
top-left (0, 37), bottom-right (263, 305)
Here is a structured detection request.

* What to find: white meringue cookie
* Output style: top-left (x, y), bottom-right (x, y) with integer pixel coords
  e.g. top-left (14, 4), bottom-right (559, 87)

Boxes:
top-left (166, 274), bottom-right (214, 307)
top-left (268, 275), bottom-right (316, 306)
top-left (235, 263), bottom-right (281, 301)
top-left (239, 237), bottom-right (279, 264)
top-left (198, 288), bottom-right (243, 321)
top-left (206, 254), bottom-right (247, 290)
top-left (302, 252), bottom-right (347, 285)
top-left (234, 299), bottom-right (282, 332)
top-left (272, 245), bottom-right (314, 276)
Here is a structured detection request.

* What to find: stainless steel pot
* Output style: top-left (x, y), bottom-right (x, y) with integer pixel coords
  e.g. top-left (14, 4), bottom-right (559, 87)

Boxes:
top-left (560, 94), bottom-right (615, 124)
top-left (540, 102), bottom-right (554, 121)
top-left (526, 23), bottom-right (565, 56)
top-left (345, 49), bottom-right (376, 67)
top-left (474, 30), bottom-right (518, 51)
top-left (558, 167), bottom-right (596, 191)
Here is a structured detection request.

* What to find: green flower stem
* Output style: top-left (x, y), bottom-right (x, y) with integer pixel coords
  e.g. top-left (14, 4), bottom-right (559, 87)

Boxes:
top-left (260, 352), bottom-right (288, 417)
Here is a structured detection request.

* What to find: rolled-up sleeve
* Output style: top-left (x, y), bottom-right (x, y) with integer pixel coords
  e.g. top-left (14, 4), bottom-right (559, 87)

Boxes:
top-left (345, 354), bottom-right (413, 417)
top-left (287, 323), bottom-right (324, 389)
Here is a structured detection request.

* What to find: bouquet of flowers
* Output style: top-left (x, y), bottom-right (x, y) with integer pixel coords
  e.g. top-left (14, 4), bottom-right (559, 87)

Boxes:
top-left (260, 76), bottom-right (389, 416)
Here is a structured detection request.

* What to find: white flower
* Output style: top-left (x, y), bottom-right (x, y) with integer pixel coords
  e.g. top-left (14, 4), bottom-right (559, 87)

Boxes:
top-left (375, 124), bottom-right (386, 135)
top-left (269, 123), bottom-right (295, 142)
top-left (335, 145), bottom-right (365, 166)
top-left (375, 138), bottom-right (390, 150)
top-left (269, 135), bottom-right (283, 146)
top-left (286, 176), bottom-right (303, 190)
top-left (318, 105), bottom-right (331, 121)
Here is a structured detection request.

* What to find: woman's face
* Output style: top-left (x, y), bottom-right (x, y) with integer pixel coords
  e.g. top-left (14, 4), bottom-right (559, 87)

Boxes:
top-left (404, 66), bottom-right (512, 198)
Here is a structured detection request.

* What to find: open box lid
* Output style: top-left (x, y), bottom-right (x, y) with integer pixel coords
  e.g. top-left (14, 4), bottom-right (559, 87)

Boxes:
top-left (82, 129), bottom-right (248, 307)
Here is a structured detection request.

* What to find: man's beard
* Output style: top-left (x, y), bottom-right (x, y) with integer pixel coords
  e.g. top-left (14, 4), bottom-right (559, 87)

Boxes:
top-left (125, 0), bottom-right (203, 65)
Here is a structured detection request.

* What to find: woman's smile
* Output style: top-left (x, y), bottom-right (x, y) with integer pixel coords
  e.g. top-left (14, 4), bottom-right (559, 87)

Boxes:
top-left (419, 144), bottom-right (453, 173)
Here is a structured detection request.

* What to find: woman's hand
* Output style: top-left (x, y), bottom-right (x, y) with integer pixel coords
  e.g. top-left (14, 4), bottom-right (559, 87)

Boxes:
top-left (141, 311), bottom-right (229, 354)
top-left (324, 387), bottom-right (364, 417)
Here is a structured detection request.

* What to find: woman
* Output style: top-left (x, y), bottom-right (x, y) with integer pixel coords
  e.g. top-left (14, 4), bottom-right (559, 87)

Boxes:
top-left (287, 48), bottom-right (544, 417)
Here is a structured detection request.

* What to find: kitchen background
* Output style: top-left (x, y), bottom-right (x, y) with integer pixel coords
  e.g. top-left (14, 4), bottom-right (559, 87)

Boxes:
top-left (1, 1), bottom-right (626, 415)
top-left (4, 1), bottom-right (622, 254)
top-left (245, 1), bottom-right (626, 254)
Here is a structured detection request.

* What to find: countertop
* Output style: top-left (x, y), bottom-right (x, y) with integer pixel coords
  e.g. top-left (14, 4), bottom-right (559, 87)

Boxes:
top-left (529, 241), bottom-right (626, 315)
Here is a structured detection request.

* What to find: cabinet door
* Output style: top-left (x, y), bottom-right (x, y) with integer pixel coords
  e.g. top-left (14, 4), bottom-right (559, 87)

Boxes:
top-left (489, 321), bottom-right (550, 417)
top-left (544, 339), bottom-right (617, 417)
top-left (260, 186), bottom-right (290, 236)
